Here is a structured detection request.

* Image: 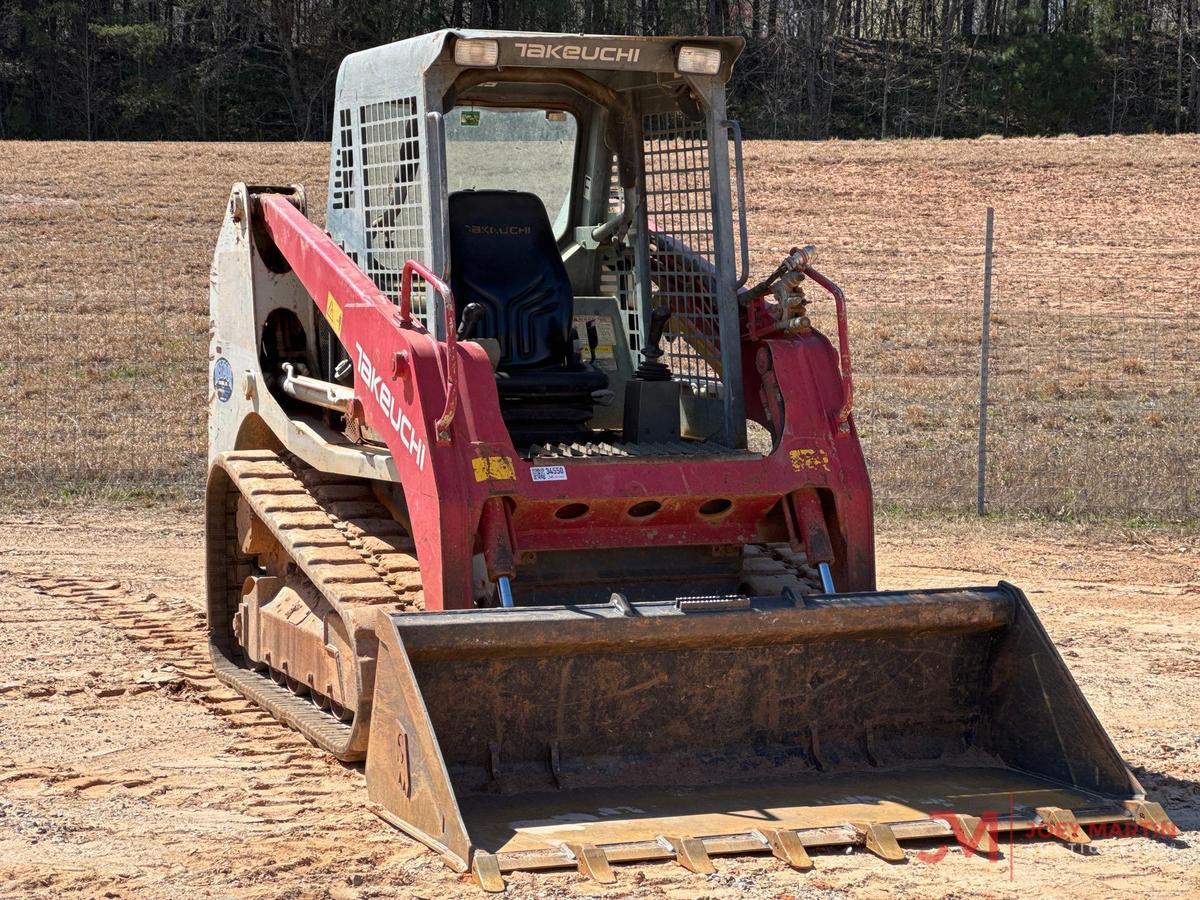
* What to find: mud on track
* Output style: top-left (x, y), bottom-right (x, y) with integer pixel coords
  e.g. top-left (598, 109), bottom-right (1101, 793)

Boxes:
top-left (0, 509), bottom-right (1197, 899)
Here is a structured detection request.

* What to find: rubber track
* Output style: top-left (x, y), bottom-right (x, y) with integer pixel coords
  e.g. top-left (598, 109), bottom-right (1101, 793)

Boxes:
top-left (741, 543), bottom-right (824, 596)
top-left (209, 450), bottom-right (421, 761)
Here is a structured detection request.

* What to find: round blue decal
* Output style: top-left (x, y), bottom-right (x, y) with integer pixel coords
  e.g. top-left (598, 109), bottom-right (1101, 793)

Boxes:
top-left (213, 357), bottom-right (234, 403)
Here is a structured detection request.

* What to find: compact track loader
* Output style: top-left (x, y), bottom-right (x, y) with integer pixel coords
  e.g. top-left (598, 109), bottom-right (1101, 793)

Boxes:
top-left (207, 30), bottom-right (1174, 890)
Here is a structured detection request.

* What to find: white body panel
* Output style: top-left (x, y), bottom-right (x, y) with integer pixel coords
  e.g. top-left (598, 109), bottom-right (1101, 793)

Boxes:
top-left (207, 184), bottom-right (398, 482)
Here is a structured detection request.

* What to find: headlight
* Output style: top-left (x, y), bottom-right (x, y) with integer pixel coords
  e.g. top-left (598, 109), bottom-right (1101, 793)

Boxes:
top-left (454, 39), bottom-right (499, 67)
top-left (676, 45), bottom-right (722, 76)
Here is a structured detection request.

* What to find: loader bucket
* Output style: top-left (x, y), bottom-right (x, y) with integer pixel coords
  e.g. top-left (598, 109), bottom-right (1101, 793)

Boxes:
top-left (365, 584), bottom-right (1161, 887)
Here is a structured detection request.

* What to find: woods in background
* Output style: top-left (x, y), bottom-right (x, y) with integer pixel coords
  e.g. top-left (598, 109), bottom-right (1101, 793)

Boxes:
top-left (1, 0), bottom-right (1197, 140)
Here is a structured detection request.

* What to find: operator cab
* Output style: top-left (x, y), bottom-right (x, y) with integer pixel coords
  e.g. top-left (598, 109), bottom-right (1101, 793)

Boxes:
top-left (322, 31), bottom-right (750, 455)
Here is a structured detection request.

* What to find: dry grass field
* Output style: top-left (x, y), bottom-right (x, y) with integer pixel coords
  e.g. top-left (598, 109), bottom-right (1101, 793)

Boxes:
top-left (0, 135), bottom-right (1196, 515)
top-left (740, 137), bottom-right (1199, 518)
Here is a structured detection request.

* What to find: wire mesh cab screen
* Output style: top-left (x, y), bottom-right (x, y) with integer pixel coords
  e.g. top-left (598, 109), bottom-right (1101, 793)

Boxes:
top-left (640, 106), bottom-right (733, 443)
top-left (358, 96), bottom-right (431, 330)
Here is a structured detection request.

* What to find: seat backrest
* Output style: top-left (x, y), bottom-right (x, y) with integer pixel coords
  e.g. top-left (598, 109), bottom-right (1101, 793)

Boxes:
top-left (447, 190), bottom-right (573, 370)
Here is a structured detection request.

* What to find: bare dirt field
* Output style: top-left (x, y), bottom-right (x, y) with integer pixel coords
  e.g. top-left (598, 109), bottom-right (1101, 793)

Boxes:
top-left (1, 512), bottom-right (1197, 898)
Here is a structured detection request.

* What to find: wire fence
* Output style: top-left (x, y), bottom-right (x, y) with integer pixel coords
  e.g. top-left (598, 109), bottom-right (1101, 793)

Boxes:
top-left (982, 274), bottom-right (1199, 519)
top-left (0, 236), bottom-right (1196, 522)
top-left (854, 269), bottom-right (1199, 520)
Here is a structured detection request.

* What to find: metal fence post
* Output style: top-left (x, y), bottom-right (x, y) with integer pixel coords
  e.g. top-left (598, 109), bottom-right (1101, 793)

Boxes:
top-left (976, 207), bottom-right (994, 516)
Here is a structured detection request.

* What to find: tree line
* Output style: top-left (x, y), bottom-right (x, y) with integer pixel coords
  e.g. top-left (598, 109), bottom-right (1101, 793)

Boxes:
top-left (1, 0), bottom-right (1196, 141)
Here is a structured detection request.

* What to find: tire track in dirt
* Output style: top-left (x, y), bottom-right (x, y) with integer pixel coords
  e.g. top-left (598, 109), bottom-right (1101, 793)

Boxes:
top-left (20, 574), bottom-right (284, 722)
top-left (0, 568), bottom-right (442, 898)
top-left (10, 573), bottom-right (372, 820)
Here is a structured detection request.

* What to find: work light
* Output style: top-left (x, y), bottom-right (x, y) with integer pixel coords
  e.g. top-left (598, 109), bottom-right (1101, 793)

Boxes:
top-left (676, 45), bottom-right (722, 75)
top-left (454, 39), bottom-right (499, 67)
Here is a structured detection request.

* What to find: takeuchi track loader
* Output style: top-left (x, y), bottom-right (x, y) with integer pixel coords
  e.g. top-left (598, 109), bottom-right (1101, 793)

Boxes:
top-left (207, 30), bottom-right (1175, 890)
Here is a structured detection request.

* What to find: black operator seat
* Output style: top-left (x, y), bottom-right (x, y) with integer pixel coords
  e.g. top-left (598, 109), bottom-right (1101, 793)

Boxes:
top-left (447, 190), bottom-right (608, 418)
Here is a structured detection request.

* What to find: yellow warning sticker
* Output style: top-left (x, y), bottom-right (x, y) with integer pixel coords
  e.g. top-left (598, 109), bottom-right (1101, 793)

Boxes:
top-left (472, 455), bottom-right (516, 482)
top-left (789, 448), bottom-right (831, 473)
top-left (326, 292), bottom-right (344, 336)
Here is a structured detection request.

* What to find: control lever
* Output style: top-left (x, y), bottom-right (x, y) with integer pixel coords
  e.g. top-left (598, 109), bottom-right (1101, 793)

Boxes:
top-left (457, 302), bottom-right (486, 340)
top-left (590, 209), bottom-right (630, 244)
top-left (569, 325), bottom-right (582, 365)
top-left (585, 319), bottom-right (599, 364)
top-left (623, 303), bottom-right (680, 442)
top-left (634, 304), bottom-right (673, 381)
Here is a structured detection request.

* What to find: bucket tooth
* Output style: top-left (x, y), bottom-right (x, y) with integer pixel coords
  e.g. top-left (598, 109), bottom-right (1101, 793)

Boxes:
top-left (761, 828), bottom-right (814, 870)
top-left (565, 842), bottom-right (615, 884)
top-left (855, 822), bottom-right (905, 862)
top-left (948, 814), bottom-right (999, 857)
top-left (1123, 800), bottom-right (1177, 839)
top-left (471, 851), bottom-right (505, 893)
top-left (658, 835), bottom-right (716, 874)
top-left (1036, 807), bottom-right (1091, 846)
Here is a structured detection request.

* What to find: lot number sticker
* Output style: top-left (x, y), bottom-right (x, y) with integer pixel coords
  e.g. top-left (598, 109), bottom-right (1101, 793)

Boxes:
top-left (530, 465), bottom-right (568, 482)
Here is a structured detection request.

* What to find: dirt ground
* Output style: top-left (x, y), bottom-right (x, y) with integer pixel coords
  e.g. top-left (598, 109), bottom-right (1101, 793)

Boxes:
top-left (1, 510), bottom-right (1196, 899)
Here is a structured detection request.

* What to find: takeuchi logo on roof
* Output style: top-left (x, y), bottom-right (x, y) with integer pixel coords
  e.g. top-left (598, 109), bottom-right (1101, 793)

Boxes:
top-left (514, 42), bottom-right (640, 63)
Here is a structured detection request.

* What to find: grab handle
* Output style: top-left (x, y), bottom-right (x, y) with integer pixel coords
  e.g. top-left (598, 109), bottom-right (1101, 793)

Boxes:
top-left (400, 259), bottom-right (458, 444)
top-left (802, 266), bottom-right (853, 429)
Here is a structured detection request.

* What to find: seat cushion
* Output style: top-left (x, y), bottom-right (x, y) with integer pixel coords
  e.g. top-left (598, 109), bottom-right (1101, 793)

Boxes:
top-left (495, 366), bottom-right (609, 398)
top-left (448, 190), bottom-right (574, 371)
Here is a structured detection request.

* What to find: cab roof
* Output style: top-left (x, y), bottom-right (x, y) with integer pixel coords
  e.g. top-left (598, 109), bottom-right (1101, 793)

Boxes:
top-left (337, 30), bottom-right (745, 89)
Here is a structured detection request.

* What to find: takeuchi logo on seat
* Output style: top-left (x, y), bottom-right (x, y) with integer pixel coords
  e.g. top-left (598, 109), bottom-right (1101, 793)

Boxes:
top-left (466, 224), bottom-right (532, 236)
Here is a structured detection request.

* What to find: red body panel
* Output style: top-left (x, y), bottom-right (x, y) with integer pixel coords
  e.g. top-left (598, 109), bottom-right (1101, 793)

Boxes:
top-left (259, 194), bottom-right (875, 608)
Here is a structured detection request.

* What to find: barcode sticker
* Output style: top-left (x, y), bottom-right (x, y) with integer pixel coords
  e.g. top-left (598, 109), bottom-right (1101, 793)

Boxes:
top-left (530, 465), bottom-right (568, 482)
